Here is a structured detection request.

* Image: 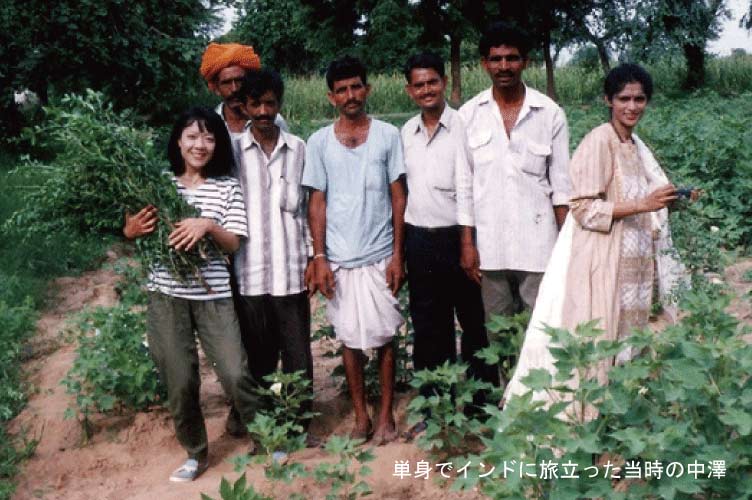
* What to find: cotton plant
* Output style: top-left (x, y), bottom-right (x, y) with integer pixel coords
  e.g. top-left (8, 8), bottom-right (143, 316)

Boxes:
top-left (451, 282), bottom-right (752, 499)
top-left (230, 371), bottom-right (315, 482)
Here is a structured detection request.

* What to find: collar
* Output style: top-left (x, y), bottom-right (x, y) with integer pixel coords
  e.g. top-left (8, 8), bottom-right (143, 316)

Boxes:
top-left (477, 84), bottom-right (544, 109)
top-left (412, 104), bottom-right (454, 135)
top-left (240, 125), bottom-right (290, 153)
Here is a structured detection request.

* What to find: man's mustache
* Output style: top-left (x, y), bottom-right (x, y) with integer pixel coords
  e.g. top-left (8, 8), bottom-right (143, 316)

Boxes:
top-left (345, 99), bottom-right (362, 107)
top-left (252, 115), bottom-right (274, 122)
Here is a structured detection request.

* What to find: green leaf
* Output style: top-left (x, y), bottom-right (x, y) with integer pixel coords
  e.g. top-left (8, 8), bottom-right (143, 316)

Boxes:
top-left (719, 408), bottom-right (752, 436)
top-left (519, 368), bottom-right (552, 391)
top-left (219, 476), bottom-right (233, 499)
top-left (609, 428), bottom-right (647, 456)
top-left (351, 480), bottom-right (372, 496)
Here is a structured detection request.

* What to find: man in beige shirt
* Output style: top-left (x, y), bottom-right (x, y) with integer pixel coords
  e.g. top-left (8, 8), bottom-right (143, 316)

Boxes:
top-left (401, 52), bottom-right (498, 439)
top-left (459, 22), bottom-right (571, 326)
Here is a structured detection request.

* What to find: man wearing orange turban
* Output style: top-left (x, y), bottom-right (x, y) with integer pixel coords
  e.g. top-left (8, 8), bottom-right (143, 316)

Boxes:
top-left (200, 42), bottom-right (287, 137)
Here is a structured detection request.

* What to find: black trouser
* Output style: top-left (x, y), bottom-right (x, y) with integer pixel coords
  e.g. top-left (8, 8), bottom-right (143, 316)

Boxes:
top-left (405, 224), bottom-right (500, 412)
top-left (235, 292), bottom-right (313, 426)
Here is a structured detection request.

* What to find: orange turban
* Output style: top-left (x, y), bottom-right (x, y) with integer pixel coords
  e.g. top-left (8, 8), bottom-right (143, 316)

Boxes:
top-left (199, 43), bottom-right (262, 82)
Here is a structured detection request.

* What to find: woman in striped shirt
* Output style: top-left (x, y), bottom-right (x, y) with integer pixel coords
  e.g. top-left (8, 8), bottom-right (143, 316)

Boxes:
top-left (124, 107), bottom-right (260, 482)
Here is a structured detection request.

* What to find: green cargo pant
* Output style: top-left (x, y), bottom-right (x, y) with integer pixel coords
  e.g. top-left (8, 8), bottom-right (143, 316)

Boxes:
top-left (147, 292), bottom-right (260, 461)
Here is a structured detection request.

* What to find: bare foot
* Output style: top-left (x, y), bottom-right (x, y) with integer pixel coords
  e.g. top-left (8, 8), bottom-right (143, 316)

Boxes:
top-left (349, 418), bottom-right (372, 442)
top-left (372, 417), bottom-right (398, 446)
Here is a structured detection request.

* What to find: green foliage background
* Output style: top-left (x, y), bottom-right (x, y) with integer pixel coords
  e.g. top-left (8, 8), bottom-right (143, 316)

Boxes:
top-left (0, 56), bottom-right (751, 497)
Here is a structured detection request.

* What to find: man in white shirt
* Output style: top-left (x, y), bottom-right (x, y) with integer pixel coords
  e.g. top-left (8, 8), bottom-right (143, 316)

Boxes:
top-left (459, 22), bottom-right (571, 327)
top-left (400, 52), bottom-right (499, 439)
top-left (199, 42), bottom-right (287, 140)
top-left (226, 69), bottom-right (315, 444)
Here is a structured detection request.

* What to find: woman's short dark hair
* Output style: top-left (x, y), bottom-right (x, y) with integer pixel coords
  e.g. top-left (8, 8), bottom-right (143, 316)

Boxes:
top-left (403, 52), bottom-right (445, 83)
top-left (167, 107), bottom-right (234, 178)
top-left (236, 68), bottom-right (285, 103)
top-left (479, 21), bottom-right (533, 58)
top-left (326, 56), bottom-right (368, 90)
top-left (604, 63), bottom-right (654, 101)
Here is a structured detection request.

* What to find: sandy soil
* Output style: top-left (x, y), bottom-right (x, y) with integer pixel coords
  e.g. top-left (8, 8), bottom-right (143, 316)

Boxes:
top-left (9, 252), bottom-right (486, 500)
top-left (11, 251), bottom-right (752, 500)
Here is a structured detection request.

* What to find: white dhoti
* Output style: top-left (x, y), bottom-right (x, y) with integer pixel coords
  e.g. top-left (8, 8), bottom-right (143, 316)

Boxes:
top-left (327, 257), bottom-right (404, 350)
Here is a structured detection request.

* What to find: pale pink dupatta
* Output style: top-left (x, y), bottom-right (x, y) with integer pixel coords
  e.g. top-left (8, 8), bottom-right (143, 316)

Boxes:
top-left (503, 134), bottom-right (687, 410)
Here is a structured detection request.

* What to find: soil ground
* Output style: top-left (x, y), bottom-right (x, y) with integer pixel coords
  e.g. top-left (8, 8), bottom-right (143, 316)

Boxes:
top-left (9, 251), bottom-right (487, 500)
top-left (11, 252), bottom-right (752, 500)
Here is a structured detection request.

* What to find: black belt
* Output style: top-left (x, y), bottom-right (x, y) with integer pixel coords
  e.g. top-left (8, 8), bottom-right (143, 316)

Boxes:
top-left (406, 223), bottom-right (460, 234)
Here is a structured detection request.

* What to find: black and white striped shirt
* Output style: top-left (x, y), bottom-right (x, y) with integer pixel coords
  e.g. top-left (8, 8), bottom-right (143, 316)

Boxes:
top-left (147, 175), bottom-right (248, 300)
top-left (233, 129), bottom-right (311, 297)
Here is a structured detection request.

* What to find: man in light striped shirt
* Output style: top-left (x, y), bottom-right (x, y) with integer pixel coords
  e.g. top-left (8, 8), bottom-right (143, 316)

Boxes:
top-left (229, 69), bottom-right (315, 440)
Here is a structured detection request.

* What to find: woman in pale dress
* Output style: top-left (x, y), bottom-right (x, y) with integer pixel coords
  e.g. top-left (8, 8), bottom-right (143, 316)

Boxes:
top-left (503, 64), bottom-right (689, 417)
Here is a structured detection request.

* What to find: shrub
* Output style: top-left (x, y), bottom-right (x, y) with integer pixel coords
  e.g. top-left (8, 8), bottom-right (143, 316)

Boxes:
top-left (453, 284), bottom-right (752, 499)
top-left (62, 304), bottom-right (166, 436)
top-left (248, 370), bottom-right (317, 456)
top-left (229, 371), bottom-right (314, 484)
top-left (0, 427), bottom-right (36, 500)
top-left (201, 474), bottom-right (273, 500)
top-left (638, 93), bottom-right (752, 251)
top-left (406, 361), bottom-right (496, 456)
top-left (6, 90), bottom-right (220, 284)
top-left (312, 436), bottom-right (375, 500)
top-left (0, 299), bottom-right (36, 421)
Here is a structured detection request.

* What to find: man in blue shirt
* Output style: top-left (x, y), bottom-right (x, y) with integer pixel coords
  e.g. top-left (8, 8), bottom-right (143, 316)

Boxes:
top-left (303, 56), bottom-right (406, 445)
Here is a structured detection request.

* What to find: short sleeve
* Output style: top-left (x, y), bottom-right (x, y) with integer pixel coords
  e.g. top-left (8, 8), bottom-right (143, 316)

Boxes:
top-left (386, 125), bottom-right (406, 183)
top-left (223, 180), bottom-right (248, 238)
top-left (302, 130), bottom-right (327, 192)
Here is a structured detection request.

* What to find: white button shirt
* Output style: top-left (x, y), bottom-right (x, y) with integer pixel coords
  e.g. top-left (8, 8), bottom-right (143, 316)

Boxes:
top-left (458, 85), bottom-right (571, 272)
top-left (401, 105), bottom-right (474, 228)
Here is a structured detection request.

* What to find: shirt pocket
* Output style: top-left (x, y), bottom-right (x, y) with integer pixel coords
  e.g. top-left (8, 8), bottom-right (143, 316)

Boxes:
top-left (276, 177), bottom-right (301, 214)
top-left (521, 141), bottom-right (551, 176)
top-left (467, 128), bottom-right (494, 166)
top-left (429, 162), bottom-right (455, 193)
top-left (365, 150), bottom-right (388, 191)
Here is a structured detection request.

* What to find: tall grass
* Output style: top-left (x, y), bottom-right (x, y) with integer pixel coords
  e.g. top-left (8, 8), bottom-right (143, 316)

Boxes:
top-left (282, 54), bottom-right (752, 138)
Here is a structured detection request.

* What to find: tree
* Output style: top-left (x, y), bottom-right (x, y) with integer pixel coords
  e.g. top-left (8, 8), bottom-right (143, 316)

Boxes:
top-left (359, 0), bottom-right (423, 73)
top-left (1, 0), bottom-right (228, 136)
top-left (650, 0), bottom-right (730, 89)
top-left (741, 0), bottom-right (752, 30)
top-left (492, 1), bottom-right (567, 100)
top-left (559, 0), bottom-right (642, 74)
top-left (299, 0), bottom-right (366, 71)
top-left (412, 1), bottom-right (487, 105)
top-left (230, 0), bottom-right (319, 74)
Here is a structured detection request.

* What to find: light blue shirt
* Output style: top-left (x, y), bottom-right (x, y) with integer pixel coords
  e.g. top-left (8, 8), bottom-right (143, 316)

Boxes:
top-left (303, 119), bottom-right (405, 268)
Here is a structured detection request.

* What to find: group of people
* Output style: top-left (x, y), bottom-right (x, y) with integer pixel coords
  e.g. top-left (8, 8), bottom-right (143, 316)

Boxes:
top-left (123, 21), bottom-right (689, 483)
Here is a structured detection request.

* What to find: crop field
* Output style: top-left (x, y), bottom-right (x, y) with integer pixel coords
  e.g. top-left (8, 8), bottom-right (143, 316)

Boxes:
top-left (1, 57), bottom-right (752, 499)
